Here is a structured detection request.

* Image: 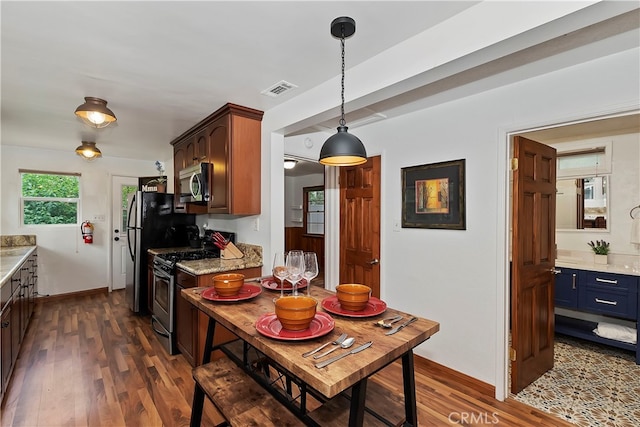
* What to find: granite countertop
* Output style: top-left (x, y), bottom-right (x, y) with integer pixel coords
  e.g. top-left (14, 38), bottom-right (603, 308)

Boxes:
top-left (1, 246), bottom-right (37, 287)
top-left (149, 243), bottom-right (263, 276)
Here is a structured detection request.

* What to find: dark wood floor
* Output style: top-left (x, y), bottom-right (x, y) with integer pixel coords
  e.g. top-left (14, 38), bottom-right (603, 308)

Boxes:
top-left (1, 289), bottom-right (571, 426)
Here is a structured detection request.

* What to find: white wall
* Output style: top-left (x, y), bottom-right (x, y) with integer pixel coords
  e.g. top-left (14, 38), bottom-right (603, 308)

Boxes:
top-left (555, 133), bottom-right (640, 256)
top-left (340, 48), bottom-right (640, 388)
top-left (0, 145), bottom-right (164, 296)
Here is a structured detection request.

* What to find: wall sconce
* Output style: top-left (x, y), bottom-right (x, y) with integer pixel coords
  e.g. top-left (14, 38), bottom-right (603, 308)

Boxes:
top-left (319, 17), bottom-right (367, 167)
top-left (75, 141), bottom-right (102, 161)
top-left (74, 97), bottom-right (117, 128)
top-left (284, 159), bottom-right (298, 169)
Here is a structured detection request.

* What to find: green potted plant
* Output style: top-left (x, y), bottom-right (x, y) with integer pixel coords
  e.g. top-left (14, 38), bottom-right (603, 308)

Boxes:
top-left (588, 240), bottom-right (610, 264)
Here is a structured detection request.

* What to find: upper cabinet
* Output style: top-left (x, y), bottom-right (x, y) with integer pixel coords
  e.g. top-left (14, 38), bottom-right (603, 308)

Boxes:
top-left (171, 103), bottom-right (264, 215)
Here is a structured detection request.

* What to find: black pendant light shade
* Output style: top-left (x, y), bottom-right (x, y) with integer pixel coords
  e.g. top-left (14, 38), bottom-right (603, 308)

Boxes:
top-left (319, 126), bottom-right (367, 166)
top-left (75, 97), bottom-right (117, 128)
top-left (75, 141), bottom-right (102, 161)
top-left (319, 17), bottom-right (367, 167)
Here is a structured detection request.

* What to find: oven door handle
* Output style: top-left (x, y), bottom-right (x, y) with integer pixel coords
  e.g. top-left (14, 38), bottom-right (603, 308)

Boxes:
top-left (153, 268), bottom-right (172, 280)
top-left (151, 316), bottom-right (170, 338)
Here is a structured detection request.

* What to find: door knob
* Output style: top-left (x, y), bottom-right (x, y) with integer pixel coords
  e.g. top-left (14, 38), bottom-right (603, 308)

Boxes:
top-left (369, 258), bottom-right (379, 265)
top-left (114, 237), bottom-right (120, 241)
top-left (114, 229), bottom-right (119, 233)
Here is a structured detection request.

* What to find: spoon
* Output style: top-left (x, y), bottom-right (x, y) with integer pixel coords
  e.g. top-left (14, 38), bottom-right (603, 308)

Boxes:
top-left (374, 315), bottom-right (403, 328)
top-left (313, 337), bottom-right (355, 359)
top-left (302, 333), bottom-right (347, 358)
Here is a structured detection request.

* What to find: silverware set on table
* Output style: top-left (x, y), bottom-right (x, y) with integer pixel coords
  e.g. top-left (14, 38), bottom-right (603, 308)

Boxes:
top-left (304, 316), bottom-right (419, 368)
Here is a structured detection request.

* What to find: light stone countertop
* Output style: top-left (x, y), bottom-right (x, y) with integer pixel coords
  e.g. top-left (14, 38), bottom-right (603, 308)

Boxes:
top-left (1, 246), bottom-right (37, 288)
top-left (555, 249), bottom-right (640, 276)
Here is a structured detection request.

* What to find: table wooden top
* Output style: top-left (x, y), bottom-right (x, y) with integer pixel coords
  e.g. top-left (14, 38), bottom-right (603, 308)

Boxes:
top-left (182, 286), bottom-right (440, 398)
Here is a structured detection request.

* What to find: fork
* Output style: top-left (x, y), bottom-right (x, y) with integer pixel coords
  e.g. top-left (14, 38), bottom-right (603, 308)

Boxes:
top-left (302, 333), bottom-right (347, 358)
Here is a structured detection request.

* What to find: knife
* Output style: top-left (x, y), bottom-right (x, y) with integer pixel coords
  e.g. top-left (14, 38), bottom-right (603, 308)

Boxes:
top-left (385, 317), bottom-right (418, 335)
top-left (315, 341), bottom-right (372, 368)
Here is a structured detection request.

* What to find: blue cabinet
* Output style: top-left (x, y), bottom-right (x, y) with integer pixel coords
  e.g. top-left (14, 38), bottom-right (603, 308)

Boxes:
top-left (554, 267), bottom-right (580, 309)
top-left (554, 268), bottom-right (639, 364)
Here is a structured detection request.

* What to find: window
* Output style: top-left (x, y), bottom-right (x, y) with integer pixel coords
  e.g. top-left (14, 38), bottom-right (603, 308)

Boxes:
top-left (120, 185), bottom-right (137, 231)
top-left (304, 186), bottom-right (324, 235)
top-left (21, 171), bottom-right (80, 225)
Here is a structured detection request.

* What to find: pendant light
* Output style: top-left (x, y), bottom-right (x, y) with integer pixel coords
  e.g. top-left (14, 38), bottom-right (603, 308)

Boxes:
top-left (75, 141), bottom-right (102, 161)
top-left (74, 97), bottom-right (117, 128)
top-left (319, 17), bottom-right (367, 166)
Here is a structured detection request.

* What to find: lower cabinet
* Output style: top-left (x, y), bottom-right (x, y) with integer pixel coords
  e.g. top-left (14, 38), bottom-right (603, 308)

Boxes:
top-left (1, 249), bottom-right (37, 401)
top-left (175, 266), bottom-right (262, 366)
top-left (554, 267), bottom-right (639, 364)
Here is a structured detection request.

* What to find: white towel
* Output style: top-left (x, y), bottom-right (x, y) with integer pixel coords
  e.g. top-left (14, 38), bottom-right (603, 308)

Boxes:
top-left (593, 322), bottom-right (637, 344)
top-left (631, 216), bottom-right (640, 244)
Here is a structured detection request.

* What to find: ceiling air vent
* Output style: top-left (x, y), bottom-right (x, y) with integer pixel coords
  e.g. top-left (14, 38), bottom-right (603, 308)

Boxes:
top-left (261, 80), bottom-right (298, 97)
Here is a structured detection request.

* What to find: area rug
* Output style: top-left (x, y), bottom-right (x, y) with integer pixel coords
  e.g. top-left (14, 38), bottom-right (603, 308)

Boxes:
top-left (513, 335), bottom-right (640, 426)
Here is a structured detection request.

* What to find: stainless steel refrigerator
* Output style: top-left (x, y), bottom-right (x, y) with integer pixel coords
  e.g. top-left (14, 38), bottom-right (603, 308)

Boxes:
top-left (125, 191), bottom-right (195, 313)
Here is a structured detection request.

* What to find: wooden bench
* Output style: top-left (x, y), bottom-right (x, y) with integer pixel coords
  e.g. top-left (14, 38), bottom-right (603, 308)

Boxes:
top-left (191, 356), bottom-right (304, 427)
top-left (307, 377), bottom-right (406, 427)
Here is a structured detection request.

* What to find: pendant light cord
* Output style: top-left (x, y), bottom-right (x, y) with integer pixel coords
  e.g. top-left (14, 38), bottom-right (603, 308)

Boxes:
top-left (340, 31), bottom-right (346, 127)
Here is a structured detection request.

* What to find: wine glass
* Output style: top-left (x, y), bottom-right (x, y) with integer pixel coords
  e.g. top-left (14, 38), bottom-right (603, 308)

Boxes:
top-left (285, 250), bottom-right (305, 296)
top-left (272, 252), bottom-right (288, 301)
top-left (303, 252), bottom-right (319, 297)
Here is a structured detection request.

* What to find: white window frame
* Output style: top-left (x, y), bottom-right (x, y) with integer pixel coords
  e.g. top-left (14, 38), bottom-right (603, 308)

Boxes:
top-left (20, 170), bottom-right (81, 227)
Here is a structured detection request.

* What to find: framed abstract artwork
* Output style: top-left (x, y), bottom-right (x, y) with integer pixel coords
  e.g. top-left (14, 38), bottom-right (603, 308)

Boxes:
top-left (401, 159), bottom-right (466, 229)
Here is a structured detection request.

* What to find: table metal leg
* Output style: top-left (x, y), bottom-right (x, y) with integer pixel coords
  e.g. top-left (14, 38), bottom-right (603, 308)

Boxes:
top-left (402, 350), bottom-right (417, 426)
top-left (348, 378), bottom-right (368, 427)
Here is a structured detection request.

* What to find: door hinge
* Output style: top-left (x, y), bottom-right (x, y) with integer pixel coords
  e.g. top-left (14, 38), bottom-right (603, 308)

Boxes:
top-left (510, 347), bottom-right (516, 362)
top-left (510, 158), bottom-right (518, 171)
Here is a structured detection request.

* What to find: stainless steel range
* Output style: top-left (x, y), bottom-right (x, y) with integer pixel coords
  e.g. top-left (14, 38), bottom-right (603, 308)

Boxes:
top-left (151, 249), bottom-right (219, 354)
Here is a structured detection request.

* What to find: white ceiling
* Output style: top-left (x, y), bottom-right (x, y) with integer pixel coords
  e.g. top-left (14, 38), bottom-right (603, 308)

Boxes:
top-left (0, 1), bottom-right (476, 160)
top-left (2, 1), bottom-right (638, 164)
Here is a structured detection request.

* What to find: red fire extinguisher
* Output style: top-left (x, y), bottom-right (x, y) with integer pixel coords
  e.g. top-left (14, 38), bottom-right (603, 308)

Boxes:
top-left (81, 220), bottom-right (94, 244)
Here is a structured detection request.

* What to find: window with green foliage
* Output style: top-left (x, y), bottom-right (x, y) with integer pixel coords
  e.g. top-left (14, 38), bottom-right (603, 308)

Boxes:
top-left (21, 171), bottom-right (80, 225)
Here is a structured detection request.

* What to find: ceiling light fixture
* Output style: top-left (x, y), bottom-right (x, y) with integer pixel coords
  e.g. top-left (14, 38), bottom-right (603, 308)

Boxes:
top-left (75, 141), bottom-right (102, 161)
top-left (319, 17), bottom-right (367, 167)
top-left (284, 159), bottom-right (298, 169)
top-left (74, 97), bottom-right (117, 128)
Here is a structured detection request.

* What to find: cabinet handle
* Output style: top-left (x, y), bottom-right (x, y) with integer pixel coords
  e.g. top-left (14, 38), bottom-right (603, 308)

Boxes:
top-left (595, 278), bottom-right (617, 285)
top-left (1, 321), bottom-right (9, 328)
top-left (551, 269), bottom-right (561, 274)
top-left (595, 298), bottom-right (617, 306)
top-left (572, 273), bottom-right (576, 290)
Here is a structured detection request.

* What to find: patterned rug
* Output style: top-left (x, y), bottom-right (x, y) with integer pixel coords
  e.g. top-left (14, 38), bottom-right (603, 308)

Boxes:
top-left (513, 335), bottom-right (640, 426)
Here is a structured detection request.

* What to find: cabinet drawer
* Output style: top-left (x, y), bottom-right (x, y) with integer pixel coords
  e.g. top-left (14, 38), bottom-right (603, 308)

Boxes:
top-left (176, 269), bottom-right (197, 288)
top-left (584, 271), bottom-right (637, 290)
top-left (581, 286), bottom-right (637, 319)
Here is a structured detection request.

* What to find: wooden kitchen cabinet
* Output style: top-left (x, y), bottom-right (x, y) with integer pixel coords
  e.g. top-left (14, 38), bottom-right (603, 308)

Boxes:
top-left (1, 249), bottom-right (37, 401)
top-left (175, 266), bottom-right (262, 366)
top-left (171, 103), bottom-right (263, 216)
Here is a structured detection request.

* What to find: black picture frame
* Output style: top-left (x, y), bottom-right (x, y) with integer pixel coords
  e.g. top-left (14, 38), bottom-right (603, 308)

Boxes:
top-left (401, 159), bottom-right (466, 229)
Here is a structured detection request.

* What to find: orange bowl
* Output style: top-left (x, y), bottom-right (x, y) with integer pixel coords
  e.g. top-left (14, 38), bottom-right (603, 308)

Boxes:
top-left (336, 284), bottom-right (371, 311)
top-left (275, 296), bottom-right (317, 331)
top-left (212, 273), bottom-right (245, 296)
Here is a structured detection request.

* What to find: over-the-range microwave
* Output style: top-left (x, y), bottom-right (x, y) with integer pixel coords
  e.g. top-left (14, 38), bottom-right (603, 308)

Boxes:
top-left (178, 162), bottom-right (212, 204)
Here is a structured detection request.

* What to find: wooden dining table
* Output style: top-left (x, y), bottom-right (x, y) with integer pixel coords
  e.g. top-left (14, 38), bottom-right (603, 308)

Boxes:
top-left (182, 283), bottom-right (440, 427)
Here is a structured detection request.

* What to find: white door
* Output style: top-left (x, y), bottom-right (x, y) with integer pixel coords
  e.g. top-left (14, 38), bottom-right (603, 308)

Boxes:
top-left (111, 176), bottom-right (138, 290)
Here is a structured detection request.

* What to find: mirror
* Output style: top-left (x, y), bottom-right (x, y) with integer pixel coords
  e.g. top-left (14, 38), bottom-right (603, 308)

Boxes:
top-left (556, 176), bottom-right (608, 230)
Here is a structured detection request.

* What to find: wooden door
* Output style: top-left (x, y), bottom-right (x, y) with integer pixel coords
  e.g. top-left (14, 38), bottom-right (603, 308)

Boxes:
top-left (511, 136), bottom-right (557, 394)
top-left (339, 156), bottom-right (381, 298)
